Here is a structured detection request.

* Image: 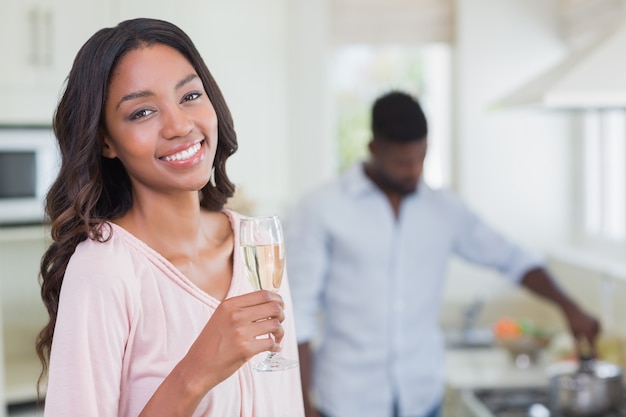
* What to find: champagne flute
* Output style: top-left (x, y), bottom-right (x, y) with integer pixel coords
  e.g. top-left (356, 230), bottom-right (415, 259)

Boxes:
top-left (240, 215), bottom-right (299, 372)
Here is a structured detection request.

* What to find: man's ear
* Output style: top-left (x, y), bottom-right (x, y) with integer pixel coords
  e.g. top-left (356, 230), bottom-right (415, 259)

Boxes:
top-left (100, 134), bottom-right (117, 159)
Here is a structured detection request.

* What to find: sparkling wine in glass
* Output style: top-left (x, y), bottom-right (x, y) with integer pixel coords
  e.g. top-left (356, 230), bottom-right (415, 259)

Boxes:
top-left (240, 215), bottom-right (299, 372)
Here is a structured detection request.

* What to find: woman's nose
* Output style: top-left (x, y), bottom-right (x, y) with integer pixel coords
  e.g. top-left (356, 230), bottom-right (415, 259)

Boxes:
top-left (161, 105), bottom-right (193, 139)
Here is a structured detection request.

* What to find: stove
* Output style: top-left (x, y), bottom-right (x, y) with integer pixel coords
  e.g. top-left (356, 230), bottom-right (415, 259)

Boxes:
top-left (465, 387), bottom-right (626, 417)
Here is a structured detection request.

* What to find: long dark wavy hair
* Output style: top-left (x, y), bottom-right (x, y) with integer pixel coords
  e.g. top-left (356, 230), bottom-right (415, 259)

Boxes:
top-left (36, 18), bottom-right (238, 390)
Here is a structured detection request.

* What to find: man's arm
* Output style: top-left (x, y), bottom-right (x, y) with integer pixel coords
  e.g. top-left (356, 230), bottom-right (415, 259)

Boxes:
top-left (520, 267), bottom-right (601, 351)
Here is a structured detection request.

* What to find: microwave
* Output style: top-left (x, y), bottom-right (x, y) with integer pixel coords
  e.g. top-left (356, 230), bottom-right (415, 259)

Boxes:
top-left (0, 127), bottom-right (60, 225)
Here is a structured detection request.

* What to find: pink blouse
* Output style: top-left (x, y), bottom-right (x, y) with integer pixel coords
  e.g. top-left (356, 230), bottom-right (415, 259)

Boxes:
top-left (44, 210), bottom-right (304, 417)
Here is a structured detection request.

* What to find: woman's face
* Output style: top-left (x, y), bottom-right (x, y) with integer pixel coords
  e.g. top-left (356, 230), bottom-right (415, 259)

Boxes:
top-left (102, 44), bottom-right (218, 200)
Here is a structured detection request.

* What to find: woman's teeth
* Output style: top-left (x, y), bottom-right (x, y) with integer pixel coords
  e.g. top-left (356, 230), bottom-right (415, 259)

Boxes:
top-left (161, 142), bottom-right (202, 162)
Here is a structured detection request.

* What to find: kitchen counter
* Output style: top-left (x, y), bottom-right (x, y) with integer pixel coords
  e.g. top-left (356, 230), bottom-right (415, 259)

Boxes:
top-left (445, 346), bottom-right (552, 390)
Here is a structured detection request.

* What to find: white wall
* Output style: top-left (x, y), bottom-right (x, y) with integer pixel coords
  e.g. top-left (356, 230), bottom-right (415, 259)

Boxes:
top-left (455, 0), bottom-right (573, 249)
top-left (285, 0), bottom-right (336, 213)
top-left (443, 0), bottom-right (576, 303)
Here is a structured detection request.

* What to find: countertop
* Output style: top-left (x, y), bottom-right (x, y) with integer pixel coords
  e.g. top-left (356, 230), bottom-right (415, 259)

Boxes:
top-left (445, 346), bottom-right (552, 389)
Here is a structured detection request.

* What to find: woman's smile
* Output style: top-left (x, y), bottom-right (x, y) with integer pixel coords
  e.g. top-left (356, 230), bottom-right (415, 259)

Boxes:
top-left (159, 140), bottom-right (206, 165)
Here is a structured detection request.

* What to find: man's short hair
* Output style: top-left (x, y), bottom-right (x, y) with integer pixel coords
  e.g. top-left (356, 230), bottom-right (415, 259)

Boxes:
top-left (371, 91), bottom-right (428, 143)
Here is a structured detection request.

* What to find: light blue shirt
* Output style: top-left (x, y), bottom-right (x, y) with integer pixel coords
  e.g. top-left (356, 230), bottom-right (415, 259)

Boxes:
top-left (284, 163), bottom-right (545, 417)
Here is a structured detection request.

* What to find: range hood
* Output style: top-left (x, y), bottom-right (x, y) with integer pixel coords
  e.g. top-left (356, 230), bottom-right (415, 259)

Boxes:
top-left (495, 22), bottom-right (626, 109)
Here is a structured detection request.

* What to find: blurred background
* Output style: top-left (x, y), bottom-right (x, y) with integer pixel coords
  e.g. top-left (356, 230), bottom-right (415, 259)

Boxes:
top-left (1, 0), bottom-right (626, 415)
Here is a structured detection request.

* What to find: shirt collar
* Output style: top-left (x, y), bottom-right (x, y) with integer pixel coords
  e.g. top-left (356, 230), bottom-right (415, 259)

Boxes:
top-left (342, 162), bottom-right (377, 197)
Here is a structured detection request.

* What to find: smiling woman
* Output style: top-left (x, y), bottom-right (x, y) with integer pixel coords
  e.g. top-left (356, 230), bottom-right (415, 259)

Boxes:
top-left (101, 44), bottom-right (217, 197)
top-left (36, 18), bottom-right (304, 417)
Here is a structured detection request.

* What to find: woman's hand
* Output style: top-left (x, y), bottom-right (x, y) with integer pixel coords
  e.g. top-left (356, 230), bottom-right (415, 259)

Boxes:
top-left (187, 290), bottom-right (286, 390)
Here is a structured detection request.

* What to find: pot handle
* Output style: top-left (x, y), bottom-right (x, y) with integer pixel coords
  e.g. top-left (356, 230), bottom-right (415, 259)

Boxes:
top-left (577, 335), bottom-right (595, 373)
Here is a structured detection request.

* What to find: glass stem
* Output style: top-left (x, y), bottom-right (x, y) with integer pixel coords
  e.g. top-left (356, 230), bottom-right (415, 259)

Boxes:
top-left (263, 352), bottom-right (277, 364)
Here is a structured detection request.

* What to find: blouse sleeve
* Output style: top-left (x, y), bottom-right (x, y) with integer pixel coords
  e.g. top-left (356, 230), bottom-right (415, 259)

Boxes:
top-left (44, 239), bottom-right (135, 417)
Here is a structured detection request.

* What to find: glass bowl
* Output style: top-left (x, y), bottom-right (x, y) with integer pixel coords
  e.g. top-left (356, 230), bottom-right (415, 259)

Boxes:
top-left (498, 335), bottom-right (552, 368)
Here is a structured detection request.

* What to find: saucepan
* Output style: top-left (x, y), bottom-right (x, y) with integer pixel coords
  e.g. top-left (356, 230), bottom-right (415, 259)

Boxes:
top-left (547, 338), bottom-right (624, 416)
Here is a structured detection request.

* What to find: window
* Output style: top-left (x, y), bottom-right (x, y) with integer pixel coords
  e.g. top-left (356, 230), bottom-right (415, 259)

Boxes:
top-left (330, 43), bottom-right (452, 188)
top-left (579, 110), bottom-right (626, 251)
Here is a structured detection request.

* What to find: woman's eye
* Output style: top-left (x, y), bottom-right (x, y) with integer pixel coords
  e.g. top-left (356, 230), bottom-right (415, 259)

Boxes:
top-left (129, 109), bottom-right (154, 120)
top-left (183, 91), bottom-right (202, 102)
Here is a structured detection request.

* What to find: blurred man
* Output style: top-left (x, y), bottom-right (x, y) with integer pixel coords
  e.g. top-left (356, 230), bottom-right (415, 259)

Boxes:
top-left (285, 91), bottom-right (599, 417)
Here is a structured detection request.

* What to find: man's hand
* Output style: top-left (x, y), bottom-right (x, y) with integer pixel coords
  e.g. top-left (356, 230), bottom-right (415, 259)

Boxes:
top-left (521, 267), bottom-right (601, 355)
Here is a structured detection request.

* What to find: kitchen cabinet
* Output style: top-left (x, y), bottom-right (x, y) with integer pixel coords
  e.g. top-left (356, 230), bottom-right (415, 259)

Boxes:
top-left (0, 0), bottom-right (112, 125)
top-left (0, 225), bottom-right (50, 416)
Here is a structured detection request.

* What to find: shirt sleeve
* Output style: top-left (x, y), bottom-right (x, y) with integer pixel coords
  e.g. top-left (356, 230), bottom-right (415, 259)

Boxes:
top-left (284, 196), bottom-right (330, 344)
top-left (452, 200), bottom-right (546, 285)
top-left (44, 240), bottom-right (133, 417)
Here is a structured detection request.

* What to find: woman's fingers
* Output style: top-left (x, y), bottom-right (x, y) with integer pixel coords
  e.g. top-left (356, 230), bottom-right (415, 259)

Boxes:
top-left (250, 316), bottom-right (286, 348)
top-left (215, 290), bottom-right (286, 350)
top-left (223, 290), bottom-right (285, 323)
top-left (231, 291), bottom-right (286, 349)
